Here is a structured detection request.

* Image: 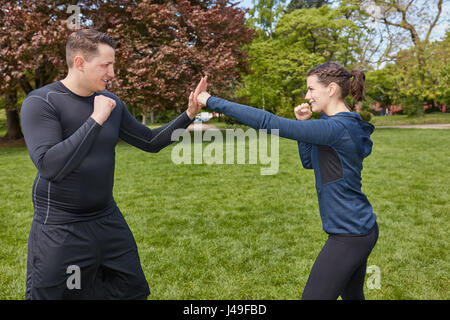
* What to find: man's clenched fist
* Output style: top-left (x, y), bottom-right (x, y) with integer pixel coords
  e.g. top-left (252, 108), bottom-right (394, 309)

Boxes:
top-left (91, 95), bottom-right (116, 125)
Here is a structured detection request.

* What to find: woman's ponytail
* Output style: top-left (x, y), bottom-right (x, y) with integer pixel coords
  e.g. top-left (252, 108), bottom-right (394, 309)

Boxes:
top-left (349, 70), bottom-right (366, 102)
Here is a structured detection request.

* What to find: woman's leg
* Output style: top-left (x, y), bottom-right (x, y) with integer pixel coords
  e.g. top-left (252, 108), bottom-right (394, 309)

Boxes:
top-left (301, 223), bottom-right (378, 300)
top-left (340, 261), bottom-right (367, 300)
top-left (301, 237), bottom-right (358, 300)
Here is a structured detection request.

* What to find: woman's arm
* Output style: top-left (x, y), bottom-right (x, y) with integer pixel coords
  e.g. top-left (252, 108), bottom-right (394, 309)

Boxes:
top-left (298, 142), bottom-right (313, 169)
top-left (204, 95), bottom-right (344, 146)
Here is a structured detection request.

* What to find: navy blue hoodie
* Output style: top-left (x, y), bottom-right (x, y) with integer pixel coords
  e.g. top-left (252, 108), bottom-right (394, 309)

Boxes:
top-left (207, 96), bottom-right (377, 235)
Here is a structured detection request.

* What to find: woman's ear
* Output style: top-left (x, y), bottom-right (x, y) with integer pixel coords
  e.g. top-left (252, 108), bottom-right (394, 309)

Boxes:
top-left (328, 82), bottom-right (338, 97)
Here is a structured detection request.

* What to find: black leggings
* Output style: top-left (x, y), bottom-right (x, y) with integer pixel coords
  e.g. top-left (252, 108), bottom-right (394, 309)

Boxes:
top-left (302, 222), bottom-right (378, 300)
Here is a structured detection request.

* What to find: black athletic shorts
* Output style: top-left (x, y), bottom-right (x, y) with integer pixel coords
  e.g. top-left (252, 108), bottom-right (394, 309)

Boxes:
top-left (25, 207), bottom-right (150, 300)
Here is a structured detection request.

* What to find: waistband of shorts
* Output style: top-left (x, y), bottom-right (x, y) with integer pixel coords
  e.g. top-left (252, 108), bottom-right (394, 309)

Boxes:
top-left (33, 200), bottom-right (117, 225)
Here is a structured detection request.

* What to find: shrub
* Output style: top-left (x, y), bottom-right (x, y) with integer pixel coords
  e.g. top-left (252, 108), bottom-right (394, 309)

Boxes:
top-left (358, 110), bottom-right (372, 122)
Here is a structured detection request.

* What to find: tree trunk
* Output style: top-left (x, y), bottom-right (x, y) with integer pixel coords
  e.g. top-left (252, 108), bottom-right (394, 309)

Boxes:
top-left (150, 110), bottom-right (154, 124)
top-left (4, 89), bottom-right (23, 140)
top-left (142, 107), bottom-right (147, 125)
top-left (5, 109), bottom-right (23, 140)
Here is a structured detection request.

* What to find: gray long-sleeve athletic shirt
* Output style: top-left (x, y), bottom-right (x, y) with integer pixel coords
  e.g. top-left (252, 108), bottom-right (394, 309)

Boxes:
top-left (20, 81), bottom-right (193, 224)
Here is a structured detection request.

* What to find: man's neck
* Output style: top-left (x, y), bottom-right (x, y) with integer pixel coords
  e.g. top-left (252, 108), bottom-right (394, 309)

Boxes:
top-left (61, 74), bottom-right (94, 97)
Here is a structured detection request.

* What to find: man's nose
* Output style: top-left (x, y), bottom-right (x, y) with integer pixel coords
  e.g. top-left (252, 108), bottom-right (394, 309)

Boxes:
top-left (108, 66), bottom-right (115, 79)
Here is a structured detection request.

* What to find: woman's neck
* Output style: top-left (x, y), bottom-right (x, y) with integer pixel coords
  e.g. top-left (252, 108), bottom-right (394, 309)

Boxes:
top-left (323, 100), bottom-right (351, 116)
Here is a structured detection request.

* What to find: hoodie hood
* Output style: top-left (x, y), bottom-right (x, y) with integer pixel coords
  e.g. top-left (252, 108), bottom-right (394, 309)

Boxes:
top-left (321, 112), bottom-right (375, 158)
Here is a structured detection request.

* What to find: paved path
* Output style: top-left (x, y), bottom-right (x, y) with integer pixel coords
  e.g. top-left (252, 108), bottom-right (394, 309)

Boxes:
top-left (187, 123), bottom-right (220, 131)
top-left (376, 124), bottom-right (450, 129)
top-left (187, 123), bottom-right (450, 131)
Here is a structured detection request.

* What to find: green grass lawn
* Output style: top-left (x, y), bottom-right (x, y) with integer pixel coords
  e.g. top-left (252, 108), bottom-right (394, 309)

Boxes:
top-left (0, 128), bottom-right (449, 300)
top-left (369, 113), bottom-right (450, 126)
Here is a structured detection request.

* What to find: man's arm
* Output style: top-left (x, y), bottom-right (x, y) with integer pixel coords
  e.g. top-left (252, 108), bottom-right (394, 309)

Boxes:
top-left (118, 77), bottom-right (205, 152)
top-left (118, 101), bottom-right (193, 153)
top-left (20, 96), bottom-right (102, 182)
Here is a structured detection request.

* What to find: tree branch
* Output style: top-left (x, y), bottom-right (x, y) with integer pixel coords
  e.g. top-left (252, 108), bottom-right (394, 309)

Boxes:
top-left (424, 0), bottom-right (443, 45)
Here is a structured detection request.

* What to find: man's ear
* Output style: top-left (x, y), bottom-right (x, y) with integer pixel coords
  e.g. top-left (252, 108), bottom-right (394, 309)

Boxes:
top-left (73, 55), bottom-right (85, 72)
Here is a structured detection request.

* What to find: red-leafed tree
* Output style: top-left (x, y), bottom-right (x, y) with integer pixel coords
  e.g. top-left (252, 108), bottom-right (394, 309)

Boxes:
top-left (0, 1), bottom-right (71, 139)
top-left (88, 0), bottom-right (254, 123)
top-left (0, 0), bottom-right (254, 139)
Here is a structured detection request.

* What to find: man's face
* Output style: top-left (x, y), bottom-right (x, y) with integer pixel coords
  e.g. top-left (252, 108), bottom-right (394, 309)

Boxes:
top-left (78, 43), bottom-right (115, 93)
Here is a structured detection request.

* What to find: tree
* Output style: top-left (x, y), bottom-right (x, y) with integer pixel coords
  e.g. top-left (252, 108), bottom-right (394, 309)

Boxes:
top-left (239, 4), bottom-right (366, 115)
top-left (360, 0), bottom-right (446, 115)
top-left (247, 0), bottom-right (287, 38)
top-left (0, 0), bottom-right (254, 138)
top-left (72, 0), bottom-right (254, 122)
top-left (286, 0), bottom-right (331, 12)
top-left (364, 30), bottom-right (449, 115)
top-left (0, 1), bottom-right (71, 139)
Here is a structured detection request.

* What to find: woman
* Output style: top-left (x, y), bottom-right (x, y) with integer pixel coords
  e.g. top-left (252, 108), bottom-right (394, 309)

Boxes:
top-left (195, 62), bottom-right (378, 300)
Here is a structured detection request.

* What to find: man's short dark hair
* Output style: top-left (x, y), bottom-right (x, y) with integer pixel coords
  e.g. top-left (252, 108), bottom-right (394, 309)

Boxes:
top-left (66, 29), bottom-right (116, 68)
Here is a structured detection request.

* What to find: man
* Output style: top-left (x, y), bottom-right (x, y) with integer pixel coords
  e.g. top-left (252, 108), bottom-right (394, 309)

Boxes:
top-left (20, 29), bottom-right (205, 299)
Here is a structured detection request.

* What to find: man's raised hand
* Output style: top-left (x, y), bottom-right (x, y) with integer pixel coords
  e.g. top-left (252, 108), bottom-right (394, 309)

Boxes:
top-left (187, 76), bottom-right (209, 119)
top-left (194, 75), bottom-right (210, 107)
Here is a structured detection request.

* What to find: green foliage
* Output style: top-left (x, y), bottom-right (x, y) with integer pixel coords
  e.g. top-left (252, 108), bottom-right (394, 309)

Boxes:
top-left (154, 109), bottom-right (180, 124)
top-left (240, 4), bottom-right (364, 114)
top-left (285, 0), bottom-right (331, 12)
top-left (311, 112), bottom-right (321, 119)
top-left (365, 31), bottom-right (450, 116)
top-left (365, 66), bottom-right (396, 109)
top-left (358, 110), bottom-right (372, 122)
top-left (396, 95), bottom-right (424, 117)
top-left (243, 1), bottom-right (448, 117)
top-left (247, 0), bottom-right (287, 38)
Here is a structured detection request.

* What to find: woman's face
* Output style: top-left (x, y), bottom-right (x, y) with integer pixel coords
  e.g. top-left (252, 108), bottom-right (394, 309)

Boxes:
top-left (305, 75), bottom-right (331, 113)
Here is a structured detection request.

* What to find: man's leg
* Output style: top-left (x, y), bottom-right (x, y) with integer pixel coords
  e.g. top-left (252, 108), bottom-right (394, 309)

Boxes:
top-left (92, 208), bottom-right (150, 300)
top-left (25, 219), bottom-right (100, 300)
